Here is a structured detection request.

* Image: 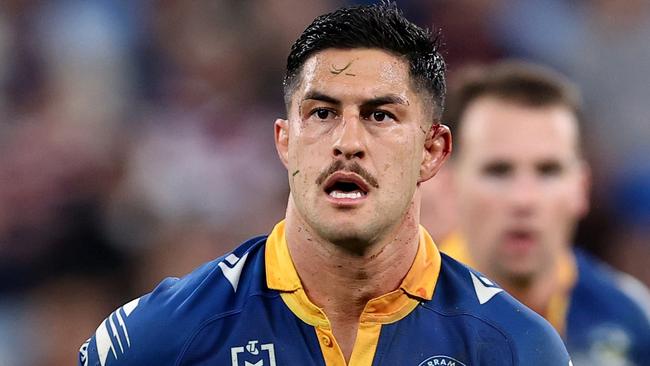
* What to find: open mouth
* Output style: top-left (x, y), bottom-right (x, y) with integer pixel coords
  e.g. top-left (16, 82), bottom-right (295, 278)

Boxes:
top-left (503, 228), bottom-right (538, 248)
top-left (323, 173), bottom-right (369, 200)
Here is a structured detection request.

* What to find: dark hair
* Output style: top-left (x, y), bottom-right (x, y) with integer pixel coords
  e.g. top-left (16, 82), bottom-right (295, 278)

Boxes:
top-left (444, 60), bottom-right (583, 151)
top-left (283, 1), bottom-right (446, 119)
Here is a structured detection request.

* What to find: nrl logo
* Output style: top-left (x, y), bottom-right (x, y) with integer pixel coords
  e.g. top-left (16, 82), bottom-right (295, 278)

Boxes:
top-left (418, 355), bottom-right (467, 366)
top-left (231, 340), bottom-right (276, 366)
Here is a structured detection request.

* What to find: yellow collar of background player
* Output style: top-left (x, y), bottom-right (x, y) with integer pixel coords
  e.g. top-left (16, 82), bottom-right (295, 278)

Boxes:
top-left (265, 220), bottom-right (442, 324)
top-left (439, 231), bottom-right (577, 336)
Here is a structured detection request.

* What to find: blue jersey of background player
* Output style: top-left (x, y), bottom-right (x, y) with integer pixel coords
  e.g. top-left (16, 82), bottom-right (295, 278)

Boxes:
top-left (431, 60), bottom-right (650, 365)
top-left (80, 3), bottom-right (571, 365)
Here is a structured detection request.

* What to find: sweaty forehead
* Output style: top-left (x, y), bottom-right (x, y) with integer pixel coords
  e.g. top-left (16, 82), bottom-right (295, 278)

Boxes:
top-left (297, 48), bottom-right (413, 97)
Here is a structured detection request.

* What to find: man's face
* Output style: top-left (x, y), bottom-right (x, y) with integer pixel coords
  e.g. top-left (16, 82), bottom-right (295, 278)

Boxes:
top-left (455, 96), bottom-right (588, 281)
top-left (275, 48), bottom-right (449, 248)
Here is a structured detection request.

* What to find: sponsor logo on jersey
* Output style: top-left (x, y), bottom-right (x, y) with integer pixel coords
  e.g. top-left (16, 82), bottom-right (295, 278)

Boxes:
top-left (231, 340), bottom-right (276, 366)
top-left (418, 355), bottom-right (467, 366)
top-left (470, 271), bottom-right (503, 305)
top-left (219, 252), bottom-right (250, 292)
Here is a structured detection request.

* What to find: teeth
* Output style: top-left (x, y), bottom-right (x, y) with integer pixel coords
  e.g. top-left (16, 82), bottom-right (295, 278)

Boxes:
top-left (329, 190), bottom-right (363, 199)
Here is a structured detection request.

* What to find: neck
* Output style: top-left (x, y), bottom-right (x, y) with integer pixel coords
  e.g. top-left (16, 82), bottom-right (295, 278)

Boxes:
top-left (489, 250), bottom-right (571, 316)
top-left (282, 194), bottom-right (424, 361)
top-left (500, 278), bottom-right (554, 316)
top-left (284, 203), bottom-right (421, 320)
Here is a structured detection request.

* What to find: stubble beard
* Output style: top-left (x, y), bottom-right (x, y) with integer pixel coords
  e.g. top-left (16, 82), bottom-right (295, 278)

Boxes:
top-left (311, 213), bottom-right (384, 256)
top-left (490, 251), bottom-right (549, 291)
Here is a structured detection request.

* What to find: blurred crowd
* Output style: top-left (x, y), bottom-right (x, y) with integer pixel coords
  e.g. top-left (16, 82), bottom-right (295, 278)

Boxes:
top-left (0, 1), bottom-right (648, 365)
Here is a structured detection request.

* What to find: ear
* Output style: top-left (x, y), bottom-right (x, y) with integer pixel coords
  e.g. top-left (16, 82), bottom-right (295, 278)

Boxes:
top-left (274, 118), bottom-right (290, 169)
top-left (418, 123), bottom-right (452, 184)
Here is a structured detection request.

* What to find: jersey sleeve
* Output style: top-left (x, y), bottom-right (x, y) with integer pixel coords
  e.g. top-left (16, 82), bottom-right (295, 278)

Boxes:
top-left (79, 297), bottom-right (147, 366)
top-left (78, 278), bottom-right (186, 366)
top-left (78, 237), bottom-right (265, 365)
top-left (509, 309), bottom-right (572, 366)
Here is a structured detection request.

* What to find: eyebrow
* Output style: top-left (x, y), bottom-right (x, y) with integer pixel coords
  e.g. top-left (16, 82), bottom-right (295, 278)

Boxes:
top-left (302, 91), bottom-right (409, 108)
top-left (303, 91), bottom-right (340, 106)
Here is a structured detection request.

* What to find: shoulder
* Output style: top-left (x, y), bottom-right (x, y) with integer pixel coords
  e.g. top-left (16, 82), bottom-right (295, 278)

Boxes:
top-left (569, 248), bottom-right (650, 362)
top-left (573, 248), bottom-right (650, 324)
top-left (79, 236), bottom-right (269, 366)
top-left (427, 254), bottom-right (571, 365)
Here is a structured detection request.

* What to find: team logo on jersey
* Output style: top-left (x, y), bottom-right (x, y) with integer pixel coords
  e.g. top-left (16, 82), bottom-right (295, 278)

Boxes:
top-left (418, 355), bottom-right (467, 366)
top-left (578, 324), bottom-right (631, 365)
top-left (231, 340), bottom-right (276, 366)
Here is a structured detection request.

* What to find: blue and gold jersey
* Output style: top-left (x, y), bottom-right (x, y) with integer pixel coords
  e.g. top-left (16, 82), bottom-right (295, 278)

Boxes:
top-left (79, 222), bottom-right (569, 366)
top-left (567, 249), bottom-right (650, 365)
top-left (441, 234), bottom-right (650, 366)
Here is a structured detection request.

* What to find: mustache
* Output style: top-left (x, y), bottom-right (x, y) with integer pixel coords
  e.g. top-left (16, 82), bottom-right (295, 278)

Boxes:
top-left (315, 160), bottom-right (380, 189)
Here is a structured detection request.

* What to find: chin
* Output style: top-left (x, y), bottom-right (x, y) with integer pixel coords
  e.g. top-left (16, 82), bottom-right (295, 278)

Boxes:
top-left (318, 223), bottom-right (378, 253)
top-left (495, 261), bottom-right (543, 287)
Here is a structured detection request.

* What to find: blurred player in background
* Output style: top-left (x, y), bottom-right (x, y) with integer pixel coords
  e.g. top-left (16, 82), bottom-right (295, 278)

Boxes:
top-left (422, 60), bottom-right (650, 365)
top-left (78, 3), bottom-right (571, 365)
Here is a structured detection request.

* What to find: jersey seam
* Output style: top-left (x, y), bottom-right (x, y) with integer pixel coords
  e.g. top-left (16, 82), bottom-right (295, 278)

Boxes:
top-left (172, 237), bottom-right (271, 366)
top-left (418, 303), bottom-right (517, 365)
top-left (174, 291), bottom-right (279, 366)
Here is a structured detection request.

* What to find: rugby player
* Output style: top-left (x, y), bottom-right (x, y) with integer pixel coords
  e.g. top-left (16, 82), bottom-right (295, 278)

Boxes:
top-left (79, 4), bottom-right (570, 365)
top-left (425, 60), bottom-right (650, 365)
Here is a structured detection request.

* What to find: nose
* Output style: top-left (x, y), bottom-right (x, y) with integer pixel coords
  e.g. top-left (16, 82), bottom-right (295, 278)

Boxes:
top-left (508, 173), bottom-right (540, 217)
top-left (332, 113), bottom-right (366, 160)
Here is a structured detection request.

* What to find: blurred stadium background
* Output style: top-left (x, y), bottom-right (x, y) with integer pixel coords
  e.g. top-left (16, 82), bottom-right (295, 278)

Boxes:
top-left (0, 1), bottom-right (648, 364)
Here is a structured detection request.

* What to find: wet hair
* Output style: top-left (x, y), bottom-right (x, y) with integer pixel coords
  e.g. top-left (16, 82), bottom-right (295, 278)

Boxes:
top-left (283, 1), bottom-right (446, 119)
top-left (444, 60), bottom-right (583, 152)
